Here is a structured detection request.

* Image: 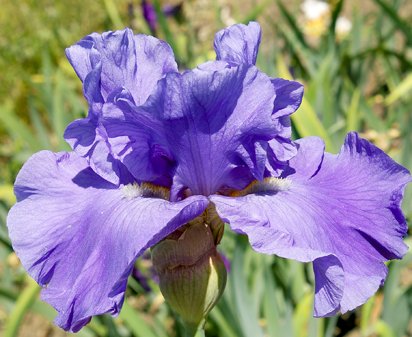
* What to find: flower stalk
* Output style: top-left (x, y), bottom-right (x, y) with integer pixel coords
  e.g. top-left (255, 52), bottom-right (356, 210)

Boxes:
top-left (152, 220), bottom-right (227, 335)
top-left (184, 325), bottom-right (206, 337)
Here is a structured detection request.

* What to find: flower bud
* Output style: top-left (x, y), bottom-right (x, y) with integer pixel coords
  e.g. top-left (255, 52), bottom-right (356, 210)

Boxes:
top-left (151, 221), bottom-right (227, 332)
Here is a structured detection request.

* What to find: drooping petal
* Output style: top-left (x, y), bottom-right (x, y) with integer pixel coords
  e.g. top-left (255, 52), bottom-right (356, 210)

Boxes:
top-left (7, 151), bottom-right (208, 332)
top-left (214, 22), bottom-right (261, 66)
top-left (211, 132), bottom-right (410, 316)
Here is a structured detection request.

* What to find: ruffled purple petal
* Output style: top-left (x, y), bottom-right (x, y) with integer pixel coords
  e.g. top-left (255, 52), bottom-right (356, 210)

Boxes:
top-left (214, 22), bottom-right (261, 66)
top-left (213, 22), bottom-right (303, 170)
top-left (64, 106), bottom-right (126, 185)
top-left (115, 62), bottom-right (278, 196)
top-left (65, 29), bottom-right (178, 184)
top-left (7, 151), bottom-right (208, 332)
top-left (101, 97), bottom-right (175, 186)
top-left (211, 132), bottom-right (410, 316)
top-left (64, 112), bottom-right (99, 157)
top-left (272, 78), bottom-right (304, 118)
top-left (66, 29), bottom-right (177, 105)
top-left (265, 79), bottom-right (304, 171)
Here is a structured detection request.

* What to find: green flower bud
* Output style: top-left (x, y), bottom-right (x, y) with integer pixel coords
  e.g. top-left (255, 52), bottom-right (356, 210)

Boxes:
top-left (151, 220), bottom-right (227, 334)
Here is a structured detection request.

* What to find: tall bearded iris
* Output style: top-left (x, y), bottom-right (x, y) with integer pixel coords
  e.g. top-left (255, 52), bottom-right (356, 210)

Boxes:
top-left (7, 22), bottom-right (411, 332)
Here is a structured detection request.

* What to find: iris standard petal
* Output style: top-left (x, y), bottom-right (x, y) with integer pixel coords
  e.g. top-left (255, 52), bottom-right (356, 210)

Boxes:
top-left (272, 78), bottom-right (304, 118)
top-left (7, 151), bottom-right (208, 332)
top-left (101, 97), bottom-right (175, 186)
top-left (64, 108), bottom-right (129, 185)
top-left (127, 62), bottom-right (278, 196)
top-left (266, 76), bottom-right (304, 167)
top-left (214, 22), bottom-right (261, 66)
top-left (211, 132), bottom-right (410, 316)
top-left (213, 22), bottom-right (304, 120)
top-left (65, 29), bottom-right (177, 184)
top-left (214, 23), bottom-right (303, 169)
top-left (66, 28), bottom-right (177, 105)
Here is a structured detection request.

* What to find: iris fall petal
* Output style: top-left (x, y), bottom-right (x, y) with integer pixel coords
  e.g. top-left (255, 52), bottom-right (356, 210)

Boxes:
top-left (7, 151), bottom-right (208, 331)
top-left (211, 132), bottom-right (411, 316)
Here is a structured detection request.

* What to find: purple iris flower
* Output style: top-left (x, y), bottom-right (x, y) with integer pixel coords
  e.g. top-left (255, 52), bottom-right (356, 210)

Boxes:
top-left (7, 22), bottom-right (411, 332)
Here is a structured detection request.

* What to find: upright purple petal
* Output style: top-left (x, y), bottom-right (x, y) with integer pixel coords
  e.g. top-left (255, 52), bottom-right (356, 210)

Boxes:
top-left (265, 78), bottom-right (304, 170)
top-left (213, 22), bottom-right (303, 169)
top-left (107, 62), bottom-right (281, 196)
top-left (214, 22), bottom-right (261, 66)
top-left (63, 111), bottom-right (99, 157)
top-left (272, 78), bottom-right (304, 118)
top-left (160, 63), bottom-right (276, 196)
top-left (7, 151), bottom-right (208, 332)
top-left (64, 107), bottom-right (133, 185)
top-left (65, 29), bottom-right (178, 184)
top-left (66, 29), bottom-right (177, 105)
top-left (211, 132), bottom-right (410, 316)
top-left (102, 97), bottom-right (175, 186)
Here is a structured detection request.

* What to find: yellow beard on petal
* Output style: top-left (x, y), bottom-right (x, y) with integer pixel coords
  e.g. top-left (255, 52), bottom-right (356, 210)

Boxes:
top-left (121, 182), bottom-right (170, 200)
top-left (231, 177), bottom-right (292, 197)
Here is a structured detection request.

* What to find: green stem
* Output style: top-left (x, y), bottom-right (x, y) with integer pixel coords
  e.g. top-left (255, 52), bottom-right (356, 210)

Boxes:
top-left (183, 321), bottom-right (206, 337)
top-left (194, 328), bottom-right (206, 337)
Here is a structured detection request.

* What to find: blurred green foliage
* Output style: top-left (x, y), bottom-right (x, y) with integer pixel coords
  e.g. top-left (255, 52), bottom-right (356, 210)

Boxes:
top-left (0, 0), bottom-right (411, 336)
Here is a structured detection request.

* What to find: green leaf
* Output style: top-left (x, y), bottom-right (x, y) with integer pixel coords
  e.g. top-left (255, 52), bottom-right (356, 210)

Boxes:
top-left (306, 51), bottom-right (338, 130)
top-left (373, 0), bottom-right (412, 45)
top-left (294, 92), bottom-right (335, 153)
top-left (4, 277), bottom-right (41, 337)
top-left (118, 300), bottom-right (159, 337)
top-left (323, 316), bottom-right (338, 337)
top-left (275, 27), bottom-right (316, 77)
top-left (102, 0), bottom-right (124, 30)
top-left (293, 291), bottom-right (314, 337)
top-left (0, 184), bottom-right (16, 205)
top-left (346, 88), bottom-right (361, 132)
top-left (240, 0), bottom-right (270, 23)
top-left (382, 256), bottom-right (412, 336)
top-left (374, 320), bottom-right (397, 337)
top-left (29, 105), bottom-right (52, 149)
top-left (209, 306), bottom-right (239, 337)
top-left (153, 0), bottom-right (183, 63)
top-left (276, 0), bottom-right (308, 49)
top-left (230, 237), bottom-right (264, 337)
top-left (52, 71), bottom-right (67, 142)
top-left (263, 264), bottom-right (294, 337)
top-left (385, 73), bottom-right (412, 106)
top-left (328, 0), bottom-right (344, 39)
top-left (0, 101), bottom-right (41, 152)
top-left (360, 295), bottom-right (375, 335)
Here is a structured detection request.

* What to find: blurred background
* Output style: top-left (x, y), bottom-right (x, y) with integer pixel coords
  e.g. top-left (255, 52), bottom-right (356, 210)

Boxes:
top-left (0, 0), bottom-right (411, 336)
